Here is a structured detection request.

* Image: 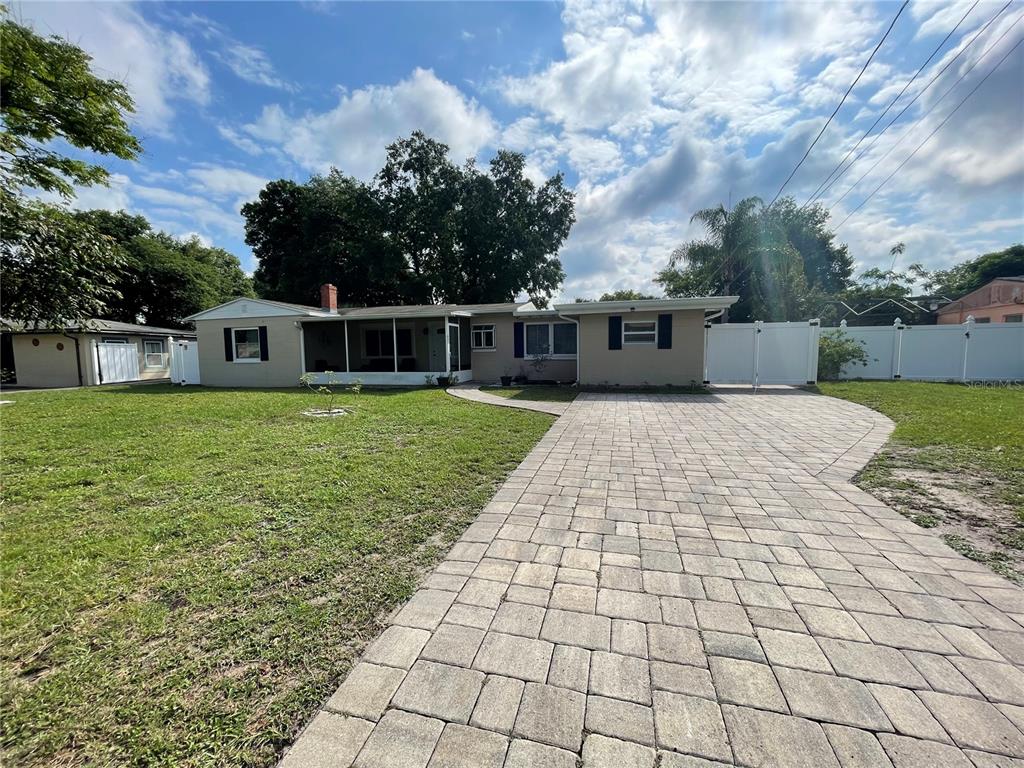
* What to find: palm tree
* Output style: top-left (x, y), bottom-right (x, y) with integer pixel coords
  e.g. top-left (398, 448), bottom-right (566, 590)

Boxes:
top-left (658, 197), bottom-right (764, 322)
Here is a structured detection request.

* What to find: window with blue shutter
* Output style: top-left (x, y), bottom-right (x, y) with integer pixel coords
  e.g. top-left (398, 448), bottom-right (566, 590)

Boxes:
top-left (608, 316), bottom-right (622, 349)
top-left (657, 314), bottom-right (672, 349)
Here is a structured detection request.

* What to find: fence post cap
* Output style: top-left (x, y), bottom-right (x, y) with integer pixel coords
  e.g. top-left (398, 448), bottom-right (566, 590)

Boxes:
top-left (893, 317), bottom-right (901, 326)
top-left (839, 319), bottom-right (847, 327)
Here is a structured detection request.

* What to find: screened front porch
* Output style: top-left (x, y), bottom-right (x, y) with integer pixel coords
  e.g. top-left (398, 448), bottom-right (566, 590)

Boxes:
top-left (300, 315), bottom-right (471, 385)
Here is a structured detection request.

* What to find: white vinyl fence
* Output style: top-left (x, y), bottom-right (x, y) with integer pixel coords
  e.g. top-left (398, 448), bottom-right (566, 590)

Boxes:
top-left (704, 320), bottom-right (821, 386)
top-left (829, 318), bottom-right (1024, 382)
top-left (170, 340), bottom-right (201, 385)
top-left (95, 342), bottom-right (140, 384)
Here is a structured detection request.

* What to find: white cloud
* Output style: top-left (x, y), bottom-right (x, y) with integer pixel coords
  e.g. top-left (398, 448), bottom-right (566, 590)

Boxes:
top-left (18, 2), bottom-right (209, 136)
top-left (241, 67), bottom-right (497, 179)
top-left (185, 165), bottom-right (268, 202)
top-left (214, 43), bottom-right (295, 91)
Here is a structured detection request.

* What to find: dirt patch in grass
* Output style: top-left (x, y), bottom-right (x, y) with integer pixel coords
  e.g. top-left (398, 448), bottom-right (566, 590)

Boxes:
top-left (819, 381), bottom-right (1024, 584)
top-left (854, 445), bottom-right (1024, 584)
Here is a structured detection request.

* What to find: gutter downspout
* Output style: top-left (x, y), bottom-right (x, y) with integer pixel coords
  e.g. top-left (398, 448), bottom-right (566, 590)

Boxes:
top-left (63, 332), bottom-right (84, 387)
top-left (556, 313), bottom-right (580, 386)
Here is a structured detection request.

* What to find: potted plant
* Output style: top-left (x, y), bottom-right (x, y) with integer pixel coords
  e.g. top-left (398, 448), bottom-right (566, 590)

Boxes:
top-left (436, 374), bottom-right (451, 387)
top-left (500, 367), bottom-right (512, 387)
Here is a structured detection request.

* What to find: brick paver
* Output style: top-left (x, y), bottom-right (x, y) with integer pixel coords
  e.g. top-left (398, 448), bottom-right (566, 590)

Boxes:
top-left (283, 389), bottom-right (1024, 767)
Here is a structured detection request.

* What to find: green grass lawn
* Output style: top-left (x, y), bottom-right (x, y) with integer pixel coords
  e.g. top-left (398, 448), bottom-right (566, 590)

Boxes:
top-left (1, 385), bottom-right (553, 767)
top-left (818, 381), bottom-right (1024, 578)
top-left (481, 385), bottom-right (578, 403)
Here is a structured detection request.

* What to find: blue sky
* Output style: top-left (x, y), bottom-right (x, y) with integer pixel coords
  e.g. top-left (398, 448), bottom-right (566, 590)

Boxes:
top-left (17, 1), bottom-right (1024, 299)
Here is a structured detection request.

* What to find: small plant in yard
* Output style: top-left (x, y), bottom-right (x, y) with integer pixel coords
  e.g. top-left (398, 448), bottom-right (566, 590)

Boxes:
top-left (529, 352), bottom-right (550, 376)
top-left (299, 371), bottom-right (352, 416)
top-left (817, 329), bottom-right (870, 380)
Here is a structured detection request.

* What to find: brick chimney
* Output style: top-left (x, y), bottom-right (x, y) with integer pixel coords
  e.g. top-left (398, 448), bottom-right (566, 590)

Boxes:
top-left (320, 283), bottom-right (338, 312)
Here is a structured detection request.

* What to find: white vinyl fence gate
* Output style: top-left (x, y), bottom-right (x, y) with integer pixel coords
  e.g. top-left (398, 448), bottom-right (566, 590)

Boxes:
top-left (830, 318), bottom-right (1024, 381)
top-left (170, 340), bottom-right (201, 385)
top-left (95, 342), bottom-right (140, 384)
top-left (704, 320), bottom-right (821, 386)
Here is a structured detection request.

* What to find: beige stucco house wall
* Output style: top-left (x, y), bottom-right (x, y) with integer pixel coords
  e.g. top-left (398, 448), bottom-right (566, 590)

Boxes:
top-left (10, 334), bottom-right (81, 388)
top-left (8, 325), bottom-right (190, 388)
top-left (469, 313), bottom-right (577, 383)
top-left (577, 309), bottom-right (706, 386)
top-left (195, 315), bottom-right (304, 388)
top-left (186, 293), bottom-right (737, 389)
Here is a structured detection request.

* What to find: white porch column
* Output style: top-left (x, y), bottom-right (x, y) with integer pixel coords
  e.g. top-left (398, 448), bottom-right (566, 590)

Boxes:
top-left (343, 320), bottom-right (350, 373)
top-left (297, 324), bottom-right (306, 376)
top-left (393, 318), bottom-right (398, 373)
top-left (166, 334), bottom-right (175, 383)
top-left (444, 318), bottom-right (451, 376)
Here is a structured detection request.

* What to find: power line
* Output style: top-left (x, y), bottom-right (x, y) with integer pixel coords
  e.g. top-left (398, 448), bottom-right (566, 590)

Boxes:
top-left (834, 34), bottom-right (1023, 230)
top-left (816, 0), bottom-right (1015, 209)
top-left (830, 13), bottom-right (1022, 212)
top-left (801, 0), bottom-right (980, 208)
top-left (769, 0), bottom-right (909, 207)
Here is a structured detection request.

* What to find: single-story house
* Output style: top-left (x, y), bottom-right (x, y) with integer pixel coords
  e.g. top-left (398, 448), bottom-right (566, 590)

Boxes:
top-left (1, 319), bottom-right (196, 388)
top-left (185, 284), bottom-right (737, 387)
top-left (936, 276), bottom-right (1024, 324)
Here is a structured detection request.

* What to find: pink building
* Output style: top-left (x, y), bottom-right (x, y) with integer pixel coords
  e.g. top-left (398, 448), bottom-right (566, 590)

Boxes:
top-left (936, 277), bottom-right (1024, 324)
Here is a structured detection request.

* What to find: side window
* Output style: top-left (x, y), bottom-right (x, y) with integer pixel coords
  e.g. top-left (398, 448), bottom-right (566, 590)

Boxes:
top-left (471, 324), bottom-right (495, 349)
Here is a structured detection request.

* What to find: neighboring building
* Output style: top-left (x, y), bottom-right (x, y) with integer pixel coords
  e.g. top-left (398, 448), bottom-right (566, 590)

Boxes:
top-left (185, 284), bottom-right (737, 387)
top-left (936, 277), bottom-right (1024, 324)
top-left (2, 319), bottom-right (196, 388)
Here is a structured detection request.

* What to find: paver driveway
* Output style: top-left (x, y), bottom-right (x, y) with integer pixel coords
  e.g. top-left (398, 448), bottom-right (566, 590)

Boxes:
top-left (282, 390), bottom-right (1024, 768)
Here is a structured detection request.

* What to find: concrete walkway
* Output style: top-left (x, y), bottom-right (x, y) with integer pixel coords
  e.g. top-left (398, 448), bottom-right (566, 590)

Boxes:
top-left (447, 383), bottom-right (572, 416)
top-left (282, 390), bottom-right (1024, 768)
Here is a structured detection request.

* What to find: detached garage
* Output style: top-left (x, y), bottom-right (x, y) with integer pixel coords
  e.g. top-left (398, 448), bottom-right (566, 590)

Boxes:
top-left (2, 319), bottom-right (196, 388)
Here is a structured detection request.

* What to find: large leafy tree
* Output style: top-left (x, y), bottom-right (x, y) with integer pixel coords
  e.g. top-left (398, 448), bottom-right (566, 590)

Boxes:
top-left (1, 9), bottom-right (141, 327)
top-left (655, 196), bottom-right (847, 322)
top-left (245, 132), bottom-right (574, 308)
top-left (924, 244), bottom-right (1024, 296)
top-left (76, 210), bottom-right (253, 327)
top-left (245, 172), bottom-right (407, 307)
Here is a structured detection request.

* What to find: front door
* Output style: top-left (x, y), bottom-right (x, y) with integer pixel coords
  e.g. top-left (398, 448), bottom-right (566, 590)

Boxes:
top-left (428, 322), bottom-right (446, 371)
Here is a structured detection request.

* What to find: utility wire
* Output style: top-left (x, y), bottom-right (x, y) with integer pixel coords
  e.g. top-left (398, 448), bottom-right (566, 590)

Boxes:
top-left (817, 0), bottom-right (1015, 208)
top-left (830, 13), bottom-right (1022, 212)
top-left (801, 0), bottom-right (979, 208)
top-left (835, 34), bottom-right (1023, 229)
top-left (769, 0), bottom-right (909, 206)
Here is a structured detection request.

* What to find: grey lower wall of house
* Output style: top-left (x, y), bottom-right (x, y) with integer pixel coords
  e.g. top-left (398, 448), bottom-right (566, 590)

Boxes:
top-left (577, 309), bottom-right (706, 386)
top-left (196, 316), bottom-right (302, 387)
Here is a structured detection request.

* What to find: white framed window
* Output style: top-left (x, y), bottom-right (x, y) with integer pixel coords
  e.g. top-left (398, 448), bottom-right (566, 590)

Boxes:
top-left (623, 321), bottom-right (656, 345)
top-left (102, 336), bottom-right (130, 344)
top-left (233, 327), bottom-right (261, 362)
top-left (525, 322), bottom-right (576, 358)
top-left (143, 339), bottom-right (165, 368)
top-left (974, 317), bottom-right (991, 324)
top-left (471, 324), bottom-right (495, 350)
top-left (1004, 314), bottom-right (1022, 323)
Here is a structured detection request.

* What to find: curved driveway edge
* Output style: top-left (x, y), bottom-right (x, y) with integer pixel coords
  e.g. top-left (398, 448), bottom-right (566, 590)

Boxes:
top-left (281, 389), bottom-right (1024, 768)
top-left (447, 384), bottom-right (571, 416)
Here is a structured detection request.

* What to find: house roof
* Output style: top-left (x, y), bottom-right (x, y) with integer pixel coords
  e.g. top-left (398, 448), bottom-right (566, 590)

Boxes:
top-left (2, 318), bottom-right (196, 336)
top-left (187, 294), bottom-right (739, 322)
top-left (188, 297), bottom-right (535, 322)
top-left (549, 296), bottom-right (739, 315)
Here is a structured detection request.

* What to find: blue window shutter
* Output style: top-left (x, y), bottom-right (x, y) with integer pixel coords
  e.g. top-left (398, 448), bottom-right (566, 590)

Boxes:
top-left (258, 326), bottom-right (269, 361)
top-left (223, 327), bottom-right (233, 361)
top-left (608, 316), bottom-right (622, 350)
top-left (658, 314), bottom-right (672, 349)
top-left (513, 322), bottom-right (524, 358)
